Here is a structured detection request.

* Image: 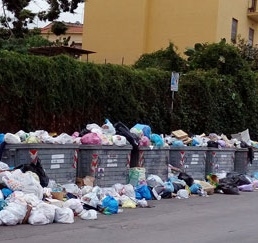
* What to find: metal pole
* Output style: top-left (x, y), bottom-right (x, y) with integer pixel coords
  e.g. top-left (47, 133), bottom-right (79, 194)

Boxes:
top-left (171, 91), bottom-right (174, 112)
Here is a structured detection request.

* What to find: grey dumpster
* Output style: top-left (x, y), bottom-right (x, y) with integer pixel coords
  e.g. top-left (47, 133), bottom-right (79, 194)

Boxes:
top-left (79, 145), bottom-right (132, 187)
top-left (234, 148), bottom-right (250, 174)
top-left (169, 147), bottom-right (207, 180)
top-left (138, 147), bottom-right (169, 182)
top-left (206, 148), bottom-right (235, 176)
top-left (2, 144), bottom-right (79, 184)
top-left (242, 149), bottom-right (258, 176)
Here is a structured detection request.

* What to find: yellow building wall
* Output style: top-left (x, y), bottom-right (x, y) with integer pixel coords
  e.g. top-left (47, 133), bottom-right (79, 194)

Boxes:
top-left (145, 0), bottom-right (219, 56)
top-left (83, 0), bottom-right (149, 64)
top-left (82, 0), bottom-right (258, 65)
top-left (216, 0), bottom-right (258, 43)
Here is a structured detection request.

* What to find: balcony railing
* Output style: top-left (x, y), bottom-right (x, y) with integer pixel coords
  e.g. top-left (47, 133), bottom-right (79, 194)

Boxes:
top-left (248, 0), bottom-right (258, 22)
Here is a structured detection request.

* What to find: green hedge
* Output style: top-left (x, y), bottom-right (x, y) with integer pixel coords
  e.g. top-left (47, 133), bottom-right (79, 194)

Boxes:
top-left (1, 50), bottom-right (258, 139)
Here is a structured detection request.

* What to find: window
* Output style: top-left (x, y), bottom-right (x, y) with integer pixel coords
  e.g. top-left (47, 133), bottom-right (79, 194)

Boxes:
top-left (231, 18), bottom-right (238, 43)
top-left (249, 28), bottom-right (254, 46)
top-left (249, 0), bottom-right (257, 12)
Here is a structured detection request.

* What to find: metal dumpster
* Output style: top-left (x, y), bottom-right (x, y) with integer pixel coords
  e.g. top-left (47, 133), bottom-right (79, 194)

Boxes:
top-left (169, 147), bottom-right (207, 180)
top-left (206, 148), bottom-right (235, 176)
top-left (234, 148), bottom-right (250, 174)
top-left (79, 145), bottom-right (132, 187)
top-left (2, 144), bottom-right (79, 184)
top-left (138, 147), bottom-right (169, 182)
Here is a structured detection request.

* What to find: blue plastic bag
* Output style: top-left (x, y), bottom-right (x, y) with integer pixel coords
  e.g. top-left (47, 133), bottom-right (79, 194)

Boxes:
top-left (150, 134), bottom-right (164, 147)
top-left (0, 133), bottom-right (4, 144)
top-left (163, 181), bottom-right (174, 193)
top-left (132, 124), bottom-right (152, 139)
top-left (172, 140), bottom-right (184, 147)
top-left (190, 183), bottom-right (202, 194)
top-left (102, 195), bottom-right (119, 214)
top-left (2, 188), bottom-right (13, 199)
top-left (135, 184), bottom-right (152, 200)
top-left (0, 199), bottom-right (7, 211)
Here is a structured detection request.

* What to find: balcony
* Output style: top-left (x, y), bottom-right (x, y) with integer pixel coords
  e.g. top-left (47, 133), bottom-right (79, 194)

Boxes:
top-left (248, 0), bottom-right (258, 22)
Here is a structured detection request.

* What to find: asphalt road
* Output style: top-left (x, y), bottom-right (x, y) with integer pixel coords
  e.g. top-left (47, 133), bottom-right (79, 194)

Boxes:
top-left (1, 191), bottom-right (258, 243)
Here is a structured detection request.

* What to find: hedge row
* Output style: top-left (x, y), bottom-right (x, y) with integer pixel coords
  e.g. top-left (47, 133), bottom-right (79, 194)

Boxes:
top-left (1, 50), bottom-right (258, 139)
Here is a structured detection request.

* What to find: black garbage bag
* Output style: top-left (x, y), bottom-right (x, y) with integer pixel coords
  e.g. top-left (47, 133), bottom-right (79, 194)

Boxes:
top-left (178, 172), bottom-right (194, 187)
top-left (225, 172), bottom-right (252, 186)
top-left (217, 175), bottom-right (240, 195)
top-left (114, 122), bottom-right (139, 149)
top-left (240, 141), bottom-right (254, 164)
top-left (15, 158), bottom-right (49, 188)
top-left (79, 127), bottom-right (90, 137)
top-left (160, 191), bottom-right (172, 199)
top-left (0, 141), bottom-right (6, 161)
top-left (172, 182), bottom-right (185, 193)
top-left (217, 183), bottom-right (240, 195)
top-left (207, 141), bottom-right (219, 148)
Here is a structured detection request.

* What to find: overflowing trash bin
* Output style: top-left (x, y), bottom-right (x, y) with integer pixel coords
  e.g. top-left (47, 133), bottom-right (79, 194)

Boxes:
top-left (78, 145), bottom-right (132, 187)
top-left (138, 147), bottom-right (169, 182)
top-left (205, 148), bottom-right (235, 176)
top-left (239, 149), bottom-right (258, 176)
top-left (1, 144), bottom-right (79, 184)
top-left (234, 148), bottom-right (250, 174)
top-left (169, 147), bottom-right (207, 180)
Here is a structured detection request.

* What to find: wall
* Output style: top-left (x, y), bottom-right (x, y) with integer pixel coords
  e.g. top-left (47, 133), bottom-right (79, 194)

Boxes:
top-left (217, 0), bottom-right (258, 43)
top-left (82, 0), bottom-right (258, 64)
top-left (82, 0), bottom-right (149, 64)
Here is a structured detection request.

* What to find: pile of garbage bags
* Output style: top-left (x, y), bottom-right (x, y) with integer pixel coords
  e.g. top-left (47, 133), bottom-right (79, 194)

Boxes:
top-left (1, 118), bottom-right (258, 150)
top-left (207, 171), bottom-right (258, 195)
top-left (1, 156), bottom-right (258, 227)
top-left (0, 120), bottom-right (154, 148)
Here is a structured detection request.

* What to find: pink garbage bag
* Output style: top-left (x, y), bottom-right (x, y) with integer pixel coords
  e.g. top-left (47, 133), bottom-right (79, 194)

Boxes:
top-left (81, 133), bottom-right (102, 145)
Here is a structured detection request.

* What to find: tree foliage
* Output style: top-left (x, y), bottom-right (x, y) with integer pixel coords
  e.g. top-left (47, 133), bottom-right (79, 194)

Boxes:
top-left (0, 33), bottom-right (51, 53)
top-left (133, 42), bottom-right (187, 73)
top-left (51, 21), bottom-right (68, 36)
top-left (184, 39), bottom-right (250, 75)
top-left (0, 0), bottom-right (84, 37)
top-left (1, 39), bottom-right (258, 139)
top-left (235, 36), bottom-right (258, 71)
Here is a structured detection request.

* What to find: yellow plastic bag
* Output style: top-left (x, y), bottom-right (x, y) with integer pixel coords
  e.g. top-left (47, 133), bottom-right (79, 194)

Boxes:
top-left (122, 199), bottom-right (136, 208)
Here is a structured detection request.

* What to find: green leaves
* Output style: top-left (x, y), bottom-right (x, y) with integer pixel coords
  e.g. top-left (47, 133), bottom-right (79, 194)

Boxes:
top-left (1, 0), bottom-right (84, 38)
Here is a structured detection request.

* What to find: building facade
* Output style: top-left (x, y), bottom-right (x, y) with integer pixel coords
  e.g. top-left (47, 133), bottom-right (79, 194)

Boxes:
top-left (82, 0), bottom-right (258, 65)
top-left (41, 22), bottom-right (83, 48)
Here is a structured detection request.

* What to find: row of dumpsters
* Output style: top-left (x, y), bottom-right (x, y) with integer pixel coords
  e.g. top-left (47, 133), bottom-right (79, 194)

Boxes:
top-left (1, 144), bottom-right (256, 187)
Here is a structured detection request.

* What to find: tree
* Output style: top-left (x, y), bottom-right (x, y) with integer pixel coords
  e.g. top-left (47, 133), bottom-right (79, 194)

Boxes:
top-left (51, 21), bottom-right (68, 36)
top-left (184, 39), bottom-right (250, 75)
top-left (133, 42), bottom-right (187, 73)
top-left (0, 0), bottom-right (84, 38)
top-left (235, 36), bottom-right (258, 71)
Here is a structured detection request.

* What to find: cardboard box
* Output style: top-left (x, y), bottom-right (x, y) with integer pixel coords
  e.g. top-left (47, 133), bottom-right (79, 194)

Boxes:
top-left (172, 130), bottom-right (188, 140)
top-left (76, 176), bottom-right (95, 187)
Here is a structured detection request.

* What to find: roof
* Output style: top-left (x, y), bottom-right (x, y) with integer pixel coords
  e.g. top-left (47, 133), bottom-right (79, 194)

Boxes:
top-left (28, 46), bottom-right (96, 58)
top-left (41, 22), bottom-right (83, 34)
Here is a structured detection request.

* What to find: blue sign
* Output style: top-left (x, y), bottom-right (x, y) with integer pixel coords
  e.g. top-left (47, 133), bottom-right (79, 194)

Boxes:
top-left (171, 72), bottom-right (180, 91)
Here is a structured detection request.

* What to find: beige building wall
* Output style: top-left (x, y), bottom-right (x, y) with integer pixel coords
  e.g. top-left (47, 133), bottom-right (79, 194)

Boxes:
top-left (83, 0), bottom-right (149, 64)
top-left (216, 0), bottom-right (258, 43)
top-left (82, 0), bottom-right (258, 65)
top-left (145, 0), bottom-right (219, 56)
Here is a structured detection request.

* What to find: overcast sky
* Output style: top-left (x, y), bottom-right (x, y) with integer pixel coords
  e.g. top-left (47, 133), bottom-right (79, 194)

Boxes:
top-left (0, 0), bottom-right (85, 28)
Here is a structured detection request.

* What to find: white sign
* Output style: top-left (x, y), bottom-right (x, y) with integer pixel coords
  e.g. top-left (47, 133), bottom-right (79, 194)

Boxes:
top-left (51, 154), bottom-right (65, 164)
top-left (50, 164), bottom-right (60, 169)
top-left (171, 72), bottom-right (180, 91)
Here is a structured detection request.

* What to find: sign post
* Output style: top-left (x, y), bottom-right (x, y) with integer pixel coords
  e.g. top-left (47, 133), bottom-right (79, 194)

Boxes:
top-left (170, 72), bottom-right (180, 112)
